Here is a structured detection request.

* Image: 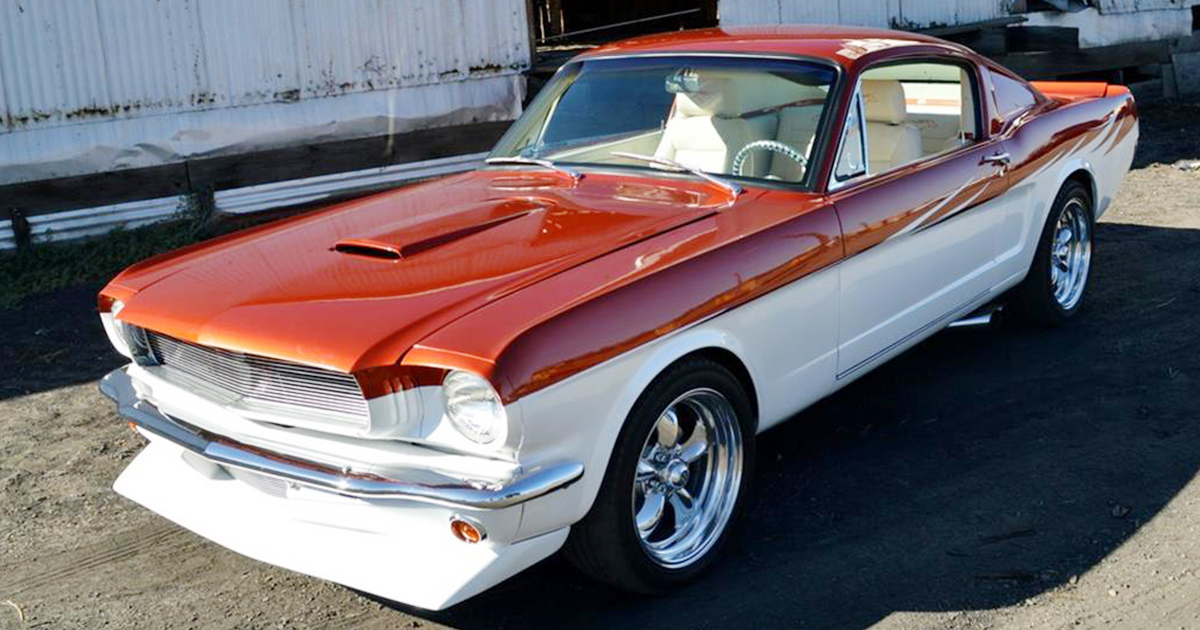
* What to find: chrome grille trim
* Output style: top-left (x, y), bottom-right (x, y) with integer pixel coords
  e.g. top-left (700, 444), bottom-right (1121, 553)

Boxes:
top-left (144, 330), bottom-right (370, 423)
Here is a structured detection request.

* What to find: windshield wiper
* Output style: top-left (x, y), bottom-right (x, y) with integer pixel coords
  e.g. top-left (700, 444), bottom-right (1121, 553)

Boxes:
top-left (484, 156), bottom-right (581, 182)
top-left (610, 152), bottom-right (742, 202)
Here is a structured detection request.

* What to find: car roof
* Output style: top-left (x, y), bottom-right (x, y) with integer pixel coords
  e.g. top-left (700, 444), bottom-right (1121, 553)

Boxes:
top-left (579, 25), bottom-right (975, 70)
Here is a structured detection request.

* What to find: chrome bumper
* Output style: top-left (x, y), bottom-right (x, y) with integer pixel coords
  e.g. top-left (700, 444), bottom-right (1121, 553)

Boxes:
top-left (99, 368), bottom-right (583, 509)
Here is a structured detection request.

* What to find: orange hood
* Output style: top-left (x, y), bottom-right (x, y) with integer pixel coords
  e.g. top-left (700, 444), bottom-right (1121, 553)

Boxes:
top-left (107, 169), bottom-right (741, 373)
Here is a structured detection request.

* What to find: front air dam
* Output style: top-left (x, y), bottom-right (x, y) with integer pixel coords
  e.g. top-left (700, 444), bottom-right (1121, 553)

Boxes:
top-left (113, 437), bottom-right (570, 610)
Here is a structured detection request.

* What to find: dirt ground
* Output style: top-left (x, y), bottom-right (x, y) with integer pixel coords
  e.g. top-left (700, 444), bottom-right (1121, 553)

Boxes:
top-left (2, 100), bottom-right (1199, 630)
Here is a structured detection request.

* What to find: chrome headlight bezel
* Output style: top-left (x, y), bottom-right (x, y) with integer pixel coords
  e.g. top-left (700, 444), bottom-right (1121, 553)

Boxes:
top-left (100, 300), bottom-right (156, 365)
top-left (441, 370), bottom-right (507, 445)
top-left (100, 299), bottom-right (133, 359)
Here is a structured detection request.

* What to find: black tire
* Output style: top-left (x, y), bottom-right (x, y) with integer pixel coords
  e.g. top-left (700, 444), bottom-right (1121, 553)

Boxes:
top-left (1009, 180), bottom-right (1094, 327)
top-left (564, 357), bottom-right (756, 593)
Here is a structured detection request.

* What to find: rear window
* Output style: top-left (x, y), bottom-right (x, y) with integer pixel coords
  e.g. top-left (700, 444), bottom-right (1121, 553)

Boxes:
top-left (989, 70), bottom-right (1037, 121)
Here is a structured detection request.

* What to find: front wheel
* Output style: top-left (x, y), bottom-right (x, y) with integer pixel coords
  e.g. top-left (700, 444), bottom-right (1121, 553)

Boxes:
top-left (1010, 180), bottom-right (1094, 326)
top-left (564, 357), bottom-right (755, 593)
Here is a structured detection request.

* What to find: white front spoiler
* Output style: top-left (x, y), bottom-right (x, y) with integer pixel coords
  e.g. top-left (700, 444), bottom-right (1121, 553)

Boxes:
top-left (114, 437), bottom-right (569, 610)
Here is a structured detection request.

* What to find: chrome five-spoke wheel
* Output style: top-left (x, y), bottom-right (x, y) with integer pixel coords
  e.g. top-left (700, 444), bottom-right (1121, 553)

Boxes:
top-left (564, 358), bottom-right (754, 592)
top-left (1011, 180), bottom-right (1094, 326)
top-left (1049, 197), bottom-right (1092, 311)
top-left (632, 388), bottom-right (743, 569)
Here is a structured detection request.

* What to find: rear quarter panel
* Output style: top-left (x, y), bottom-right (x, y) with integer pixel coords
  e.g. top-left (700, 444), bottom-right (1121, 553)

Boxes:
top-left (997, 89), bottom-right (1138, 281)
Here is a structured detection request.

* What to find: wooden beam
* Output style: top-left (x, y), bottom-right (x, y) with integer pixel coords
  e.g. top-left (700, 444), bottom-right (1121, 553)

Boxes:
top-left (944, 28), bottom-right (1008, 56)
top-left (1006, 26), bottom-right (1080, 53)
top-left (992, 39), bottom-right (1173, 79)
top-left (920, 16), bottom-right (1026, 37)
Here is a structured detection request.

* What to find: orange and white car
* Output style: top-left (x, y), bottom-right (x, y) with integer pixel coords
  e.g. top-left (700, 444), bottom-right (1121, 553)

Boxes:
top-left (98, 25), bottom-right (1138, 609)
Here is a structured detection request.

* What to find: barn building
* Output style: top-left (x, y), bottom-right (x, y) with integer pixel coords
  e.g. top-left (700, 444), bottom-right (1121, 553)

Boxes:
top-left (2, 0), bottom-right (1196, 249)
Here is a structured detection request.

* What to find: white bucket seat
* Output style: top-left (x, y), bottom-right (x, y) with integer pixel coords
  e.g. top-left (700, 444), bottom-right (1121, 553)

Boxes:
top-left (862, 79), bottom-right (922, 174)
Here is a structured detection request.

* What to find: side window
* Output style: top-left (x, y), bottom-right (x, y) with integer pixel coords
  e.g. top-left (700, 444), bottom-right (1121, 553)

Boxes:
top-left (834, 90), bottom-right (867, 183)
top-left (989, 69), bottom-right (1037, 122)
top-left (841, 61), bottom-right (979, 177)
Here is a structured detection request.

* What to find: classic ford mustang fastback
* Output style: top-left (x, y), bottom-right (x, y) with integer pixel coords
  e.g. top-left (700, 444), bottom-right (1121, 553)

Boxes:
top-left (98, 26), bottom-right (1137, 609)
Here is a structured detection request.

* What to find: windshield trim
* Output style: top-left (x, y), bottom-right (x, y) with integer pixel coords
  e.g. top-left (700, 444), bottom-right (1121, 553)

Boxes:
top-left (488, 52), bottom-right (845, 193)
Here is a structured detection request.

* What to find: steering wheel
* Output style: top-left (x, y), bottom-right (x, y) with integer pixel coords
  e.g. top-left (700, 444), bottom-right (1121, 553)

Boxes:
top-left (731, 140), bottom-right (808, 178)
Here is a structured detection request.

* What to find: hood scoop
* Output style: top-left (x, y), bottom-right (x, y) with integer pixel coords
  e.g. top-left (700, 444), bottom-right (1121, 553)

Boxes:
top-left (332, 208), bottom-right (537, 261)
top-left (332, 239), bottom-right (402, 260)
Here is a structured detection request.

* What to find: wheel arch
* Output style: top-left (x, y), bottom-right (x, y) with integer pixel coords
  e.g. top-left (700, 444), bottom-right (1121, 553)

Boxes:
top-left (512, 325), bottom-right (762, 539)
top-left (1064, 168), bottom-right (1097, 211)
top-left (679, 346), bottom-right (759, 427)
top-left (620, 327), bottom-right (761, 437)
top-left (1051, 160), bottom-right (1098, 217)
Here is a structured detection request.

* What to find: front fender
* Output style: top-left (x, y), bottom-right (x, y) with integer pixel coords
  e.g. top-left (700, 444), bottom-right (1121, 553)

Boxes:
top-left (511, 323), bottom-right (753, 541)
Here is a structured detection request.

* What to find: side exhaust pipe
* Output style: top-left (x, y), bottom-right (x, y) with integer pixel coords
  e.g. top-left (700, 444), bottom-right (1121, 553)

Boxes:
top-left (948, 304), bottom-right (1002, 329)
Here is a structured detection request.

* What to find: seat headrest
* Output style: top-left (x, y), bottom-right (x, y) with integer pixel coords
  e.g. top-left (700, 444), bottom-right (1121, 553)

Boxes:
top-left (959, 70), bottom-right (975, 135)
top-left (674, 77), bottom-right (741, 118)
top-left (862, 79), bottom-right (907, 124)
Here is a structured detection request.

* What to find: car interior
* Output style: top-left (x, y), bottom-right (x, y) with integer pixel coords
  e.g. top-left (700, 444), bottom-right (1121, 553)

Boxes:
top-left (540, 61), bottom-right (975, 185)
top-left (650, 69), bottom-right (829, 181)
top-left (549, 67), bottom-right (831, 183)
top-left (856, 62), bottom-right (977, 175)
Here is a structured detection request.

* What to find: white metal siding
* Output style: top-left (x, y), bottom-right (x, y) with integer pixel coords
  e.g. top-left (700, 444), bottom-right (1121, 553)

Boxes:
top-left (720, 0), bottom-right (1008, 29)
top-left (0, 0), bottom-right (530, 134)
top-left (893, 0), bottom-right (1007, 28)
top-left (1096, 0), bottom-right (1195, 14)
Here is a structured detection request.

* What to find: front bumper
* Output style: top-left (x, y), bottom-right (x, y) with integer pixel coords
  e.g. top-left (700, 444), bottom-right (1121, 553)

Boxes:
top-left (99, 367), bottom-right (581, 609)
top-left (99, 368), bottom-right (583, 509)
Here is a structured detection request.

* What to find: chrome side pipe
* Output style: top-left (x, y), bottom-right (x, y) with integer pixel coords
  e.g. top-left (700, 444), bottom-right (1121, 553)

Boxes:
top-left (947, 304), bottom-right (1002, 329)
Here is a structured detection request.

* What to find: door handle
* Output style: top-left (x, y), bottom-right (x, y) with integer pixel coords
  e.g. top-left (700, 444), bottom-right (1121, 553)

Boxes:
top-left (981, 152), bottom-right (1011, 166)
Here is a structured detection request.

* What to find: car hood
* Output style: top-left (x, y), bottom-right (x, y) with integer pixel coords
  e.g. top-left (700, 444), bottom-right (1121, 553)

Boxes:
top-left (110, 169), bottom-right (745, 372)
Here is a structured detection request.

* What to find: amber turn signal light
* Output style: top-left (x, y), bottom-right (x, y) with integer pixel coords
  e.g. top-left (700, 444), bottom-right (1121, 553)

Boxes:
top-left (449, 517), bottom-right (486, 543)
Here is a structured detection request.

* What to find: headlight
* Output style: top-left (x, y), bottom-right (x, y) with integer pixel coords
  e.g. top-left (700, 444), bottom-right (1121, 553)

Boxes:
top-left (441, 370), bottom-right (506, 444)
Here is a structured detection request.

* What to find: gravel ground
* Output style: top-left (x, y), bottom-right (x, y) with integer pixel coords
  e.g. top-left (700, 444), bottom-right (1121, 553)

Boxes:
top-left (1, 100), bottom-right (1198, 630)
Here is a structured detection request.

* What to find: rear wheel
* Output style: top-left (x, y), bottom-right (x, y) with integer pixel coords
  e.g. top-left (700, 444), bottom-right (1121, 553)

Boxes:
top-left (1010, 180), bottom-right (1094, 326)
top-left (564, 358), bottom-right (755, 593)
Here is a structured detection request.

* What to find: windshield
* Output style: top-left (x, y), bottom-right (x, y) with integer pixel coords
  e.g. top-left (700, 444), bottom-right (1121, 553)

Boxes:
top-left (490, 56), bottom-right (839, 186)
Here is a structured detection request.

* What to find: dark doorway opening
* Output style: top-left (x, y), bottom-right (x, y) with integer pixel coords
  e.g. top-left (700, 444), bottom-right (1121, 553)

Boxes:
top-left (530, 0), bottom-right (717, 46)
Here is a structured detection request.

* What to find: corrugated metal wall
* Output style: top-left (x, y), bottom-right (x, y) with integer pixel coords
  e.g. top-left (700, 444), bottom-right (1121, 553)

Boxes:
top-left (719, 0), bottom-right (1011, 29)
top-left (0, 0), bottom-right (529, 134)
top-left (1095, 0), bottom-right (1192, 13)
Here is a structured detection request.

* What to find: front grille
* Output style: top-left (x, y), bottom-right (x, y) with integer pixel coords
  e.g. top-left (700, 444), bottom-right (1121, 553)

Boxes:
top-left (144, 330), bottom-right (369, 421)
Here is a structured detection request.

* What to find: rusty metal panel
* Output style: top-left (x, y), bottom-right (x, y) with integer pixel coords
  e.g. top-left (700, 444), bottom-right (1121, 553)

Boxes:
top-left (94, 0), bottom-right (206, 115)
top-left (0, 0), bottom-right (530, 185)
top-left (0, 0), bottom-right (112, 129)
top-left (0, 0), bottom-right (531, 133)
top-left (195, 0), bottom-right (300, 107)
